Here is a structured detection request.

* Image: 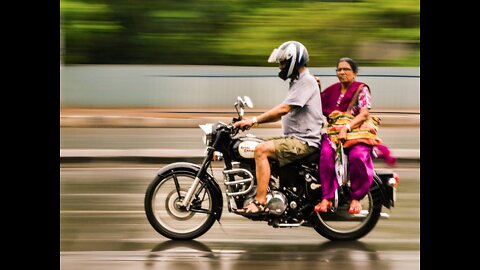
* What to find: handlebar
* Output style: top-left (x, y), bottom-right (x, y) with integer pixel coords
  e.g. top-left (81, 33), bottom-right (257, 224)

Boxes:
top-left (230, 117), bottom-right (253, 133)
top-left (215, 121), bottom-right (240, 137)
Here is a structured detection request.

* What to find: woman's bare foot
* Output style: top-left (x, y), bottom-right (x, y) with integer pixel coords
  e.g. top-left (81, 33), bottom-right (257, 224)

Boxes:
top-left (348, 199), bottom-right (362, 214)
top-left (314, 199), bottom-right (332, 212)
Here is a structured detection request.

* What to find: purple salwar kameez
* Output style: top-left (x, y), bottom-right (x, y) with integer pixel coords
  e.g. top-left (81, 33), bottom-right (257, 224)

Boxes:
top-left (319, 81), bottom-right (374, 201)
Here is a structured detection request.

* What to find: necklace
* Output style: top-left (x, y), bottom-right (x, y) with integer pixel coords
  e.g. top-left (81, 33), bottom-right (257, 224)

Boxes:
top-left (336, 87), bottom-right (348, 107)
top-left (336, 93), bottom-right (344, 106)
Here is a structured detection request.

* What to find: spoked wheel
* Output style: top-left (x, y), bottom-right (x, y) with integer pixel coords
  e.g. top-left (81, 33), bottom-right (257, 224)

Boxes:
top-left (313, 189), bottom-right (382, 241)
top-left (145, 171), bottom-right (217, 240)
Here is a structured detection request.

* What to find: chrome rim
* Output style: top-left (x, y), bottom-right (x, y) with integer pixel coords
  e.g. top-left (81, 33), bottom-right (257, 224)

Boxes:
top-left (151, 173), bottom-right (212, 234)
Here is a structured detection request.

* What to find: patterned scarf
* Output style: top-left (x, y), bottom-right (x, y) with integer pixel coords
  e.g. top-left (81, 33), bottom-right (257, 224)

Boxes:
top-left (321, 81), bottom-right (365, 117)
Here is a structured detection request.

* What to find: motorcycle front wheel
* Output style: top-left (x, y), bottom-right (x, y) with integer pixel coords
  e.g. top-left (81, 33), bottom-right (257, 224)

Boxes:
top-left (313, 187), bottom-right (382, 241)
top-left (144, 170), bottom-right (218, 240)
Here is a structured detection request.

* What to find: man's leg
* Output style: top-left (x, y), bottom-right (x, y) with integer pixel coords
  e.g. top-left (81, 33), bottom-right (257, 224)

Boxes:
top-left (240, 140), bottom-right (276, 213)
top-left (254, 140), bottom-right (276, 204)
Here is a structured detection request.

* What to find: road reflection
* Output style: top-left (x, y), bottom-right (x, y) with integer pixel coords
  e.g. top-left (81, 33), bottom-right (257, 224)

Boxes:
top-left (144, 240), bottom-right (398, 270)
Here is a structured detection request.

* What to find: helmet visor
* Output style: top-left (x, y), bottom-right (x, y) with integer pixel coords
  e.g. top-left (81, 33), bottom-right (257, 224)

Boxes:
top-left (268, 48), bottom-right (284, 63)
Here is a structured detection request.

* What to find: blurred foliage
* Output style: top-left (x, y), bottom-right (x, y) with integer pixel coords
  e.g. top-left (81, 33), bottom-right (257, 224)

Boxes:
top-left (60, 0), bottom-right (419, 67)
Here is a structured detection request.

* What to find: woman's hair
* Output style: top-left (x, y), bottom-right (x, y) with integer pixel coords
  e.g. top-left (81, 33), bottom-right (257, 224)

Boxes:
top-left (337, 57), bottom-right (358, 73)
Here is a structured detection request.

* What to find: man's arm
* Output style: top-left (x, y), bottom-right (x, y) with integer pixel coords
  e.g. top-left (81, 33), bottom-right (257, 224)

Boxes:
top-left (256, 103), bottom-right (291, 124)
top-left (233, 103), bottom-right (292, 130)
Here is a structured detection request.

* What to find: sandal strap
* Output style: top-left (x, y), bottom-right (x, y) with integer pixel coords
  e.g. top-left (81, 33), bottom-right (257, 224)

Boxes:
top-left (252, 200), bottom-right (266, 212)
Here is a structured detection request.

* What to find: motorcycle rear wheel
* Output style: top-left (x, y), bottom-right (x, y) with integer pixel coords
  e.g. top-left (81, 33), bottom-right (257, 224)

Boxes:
top-left (313, 188), bottom-right (382, 241)
top-left (144, 171), bottom-right (217, 240)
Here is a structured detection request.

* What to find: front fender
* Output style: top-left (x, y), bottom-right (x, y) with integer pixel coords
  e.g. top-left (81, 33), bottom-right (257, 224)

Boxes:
top-left (156, 162), bottom-right (223, 221)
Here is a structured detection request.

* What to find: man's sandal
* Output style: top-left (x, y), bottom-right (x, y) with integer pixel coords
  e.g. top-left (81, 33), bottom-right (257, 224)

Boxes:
top-left (234, 200), bottom-right (268, 217)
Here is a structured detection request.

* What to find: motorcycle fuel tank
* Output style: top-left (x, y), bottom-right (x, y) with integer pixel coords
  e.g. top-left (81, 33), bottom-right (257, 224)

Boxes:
top-left (232, 135), bottom-right (264, 160)
top-left (238, 140), bottom-right (259, 159)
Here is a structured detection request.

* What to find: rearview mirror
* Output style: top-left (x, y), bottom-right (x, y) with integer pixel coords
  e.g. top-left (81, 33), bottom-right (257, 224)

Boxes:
top-left (243, 96), bottom-right (253, 108)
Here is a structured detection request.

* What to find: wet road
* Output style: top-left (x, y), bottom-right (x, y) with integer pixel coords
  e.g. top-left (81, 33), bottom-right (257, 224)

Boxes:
top-left (60, 162), bottom-right (419, 270)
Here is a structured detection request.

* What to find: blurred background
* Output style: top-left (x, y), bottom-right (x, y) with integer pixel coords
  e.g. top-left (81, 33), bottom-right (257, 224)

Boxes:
top-left (60, 0), bottom-right (419, 67)
top-left (60, 0), bottom-right (420, 110)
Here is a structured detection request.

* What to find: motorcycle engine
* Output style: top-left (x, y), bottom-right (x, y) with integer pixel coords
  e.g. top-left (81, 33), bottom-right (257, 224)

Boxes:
top-left (242, 190), bottom-right (288, 216)
top-left (265, 191), bottom-right (288, 216)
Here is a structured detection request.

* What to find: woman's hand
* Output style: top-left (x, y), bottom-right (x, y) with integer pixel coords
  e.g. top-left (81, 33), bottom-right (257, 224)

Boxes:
top-left (338, 125), bottom-right (349, 142)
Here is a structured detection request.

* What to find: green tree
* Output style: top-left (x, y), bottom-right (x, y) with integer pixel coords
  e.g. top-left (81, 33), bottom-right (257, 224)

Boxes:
top-left (60, 0), bottom-right (419, 66)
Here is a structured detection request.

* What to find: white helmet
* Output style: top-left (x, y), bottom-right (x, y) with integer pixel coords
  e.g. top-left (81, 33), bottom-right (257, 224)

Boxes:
top-left (268, 41), bottom-right (309, 80)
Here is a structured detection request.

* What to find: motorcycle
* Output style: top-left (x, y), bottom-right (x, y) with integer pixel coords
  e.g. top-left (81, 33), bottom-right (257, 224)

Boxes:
top-left (144, 96), bottom-right (399, 241)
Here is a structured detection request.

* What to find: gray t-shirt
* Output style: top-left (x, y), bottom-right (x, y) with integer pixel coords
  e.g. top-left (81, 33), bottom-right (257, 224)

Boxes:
top-left (281, 68), bottom-right (324, 148)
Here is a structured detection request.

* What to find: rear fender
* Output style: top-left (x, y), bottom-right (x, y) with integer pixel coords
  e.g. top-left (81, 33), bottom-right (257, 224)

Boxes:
top-left (372, 173), bottom-right (393, 209)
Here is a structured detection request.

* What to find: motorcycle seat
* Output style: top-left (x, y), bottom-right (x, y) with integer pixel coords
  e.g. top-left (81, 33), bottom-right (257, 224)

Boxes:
top-left (293, 150), bottom-right (320, 165)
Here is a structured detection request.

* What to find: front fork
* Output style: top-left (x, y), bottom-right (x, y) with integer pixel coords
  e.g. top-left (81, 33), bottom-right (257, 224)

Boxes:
top-left (181, 146), bottom-right (215, 210)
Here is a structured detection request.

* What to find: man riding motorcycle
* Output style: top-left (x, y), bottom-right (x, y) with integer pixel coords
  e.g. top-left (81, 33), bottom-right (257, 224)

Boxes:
top-left (233, 40), bottom-right (324, 216)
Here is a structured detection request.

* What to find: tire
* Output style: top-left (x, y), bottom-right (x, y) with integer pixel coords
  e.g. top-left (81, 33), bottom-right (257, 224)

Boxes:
top-left (313, 186), bottom-right (382, 241)
top-left (144, 169), bottom-right (219, 240)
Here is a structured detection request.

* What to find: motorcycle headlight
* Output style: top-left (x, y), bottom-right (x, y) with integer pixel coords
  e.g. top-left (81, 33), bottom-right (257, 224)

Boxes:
top-left (199, 123), bottom-right (214, 146)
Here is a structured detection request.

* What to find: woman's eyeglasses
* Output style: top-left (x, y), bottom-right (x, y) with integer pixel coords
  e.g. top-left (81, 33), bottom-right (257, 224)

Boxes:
top-left (336, 68), bottom-right (352, 72)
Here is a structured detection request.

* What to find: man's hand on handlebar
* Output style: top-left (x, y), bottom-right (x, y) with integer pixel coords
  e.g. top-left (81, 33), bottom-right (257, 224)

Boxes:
top-left (233, 118), bottom-right (254, 131)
